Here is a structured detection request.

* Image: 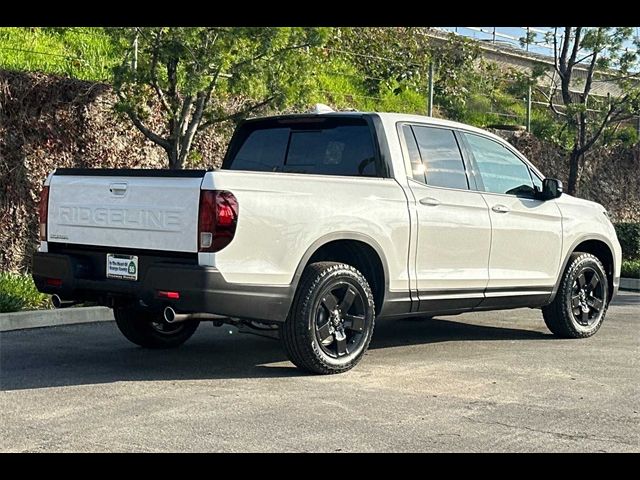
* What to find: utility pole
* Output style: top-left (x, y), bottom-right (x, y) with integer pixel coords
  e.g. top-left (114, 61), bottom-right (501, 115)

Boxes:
top-left (427, 61), bottom-right (434, 117)
top-left (132, 33), bottom-right (138, 72)
top-left (526, 85), bottom-right (532, 132)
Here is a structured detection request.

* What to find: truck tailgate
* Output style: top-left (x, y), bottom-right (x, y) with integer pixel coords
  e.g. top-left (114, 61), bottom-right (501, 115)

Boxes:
top-left (47, 170), bottom-right (204, 253)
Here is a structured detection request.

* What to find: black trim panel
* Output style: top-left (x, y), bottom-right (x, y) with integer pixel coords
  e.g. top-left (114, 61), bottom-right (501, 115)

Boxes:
top-left (369, 113), bottom-right (393, 178)
top-left (416, 286), bottom-right (553, 314)
top-left (378, 291), bottom-right (413, 318)
top-left (32, 252), bottom-right (293, 323)
top-left (53, 168), bottom-right (207, 178)
top-left (474, 294), bottom-right (551, 311)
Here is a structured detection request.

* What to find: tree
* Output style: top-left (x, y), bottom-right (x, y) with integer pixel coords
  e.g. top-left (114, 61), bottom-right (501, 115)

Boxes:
top-left (109, 27), bottom-right (328, 169)
top-left (330, 29), bottom-right (482, 119)
top-left (543, 27), bottom-right (640, 194)
top-left (331, 27), bottom-right (432, 97)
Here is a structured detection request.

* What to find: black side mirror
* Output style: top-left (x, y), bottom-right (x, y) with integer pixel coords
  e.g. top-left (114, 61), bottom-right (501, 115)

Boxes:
top-left (539, 178), bottom-right (563, 200)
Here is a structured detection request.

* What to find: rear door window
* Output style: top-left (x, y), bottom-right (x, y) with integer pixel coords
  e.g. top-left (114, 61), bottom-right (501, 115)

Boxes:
top-left (402, 125), bottom-right (469, 190)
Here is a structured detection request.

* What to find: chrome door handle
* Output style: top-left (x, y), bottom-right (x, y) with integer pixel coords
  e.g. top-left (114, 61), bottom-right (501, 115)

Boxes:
top-left (419, 197), bottom-right (441, 206)
top-left (491, 204), bottom-right (510, 213)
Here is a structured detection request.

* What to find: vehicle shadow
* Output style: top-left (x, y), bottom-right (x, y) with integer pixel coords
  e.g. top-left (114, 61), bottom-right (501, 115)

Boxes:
top-left (0, 316), bottom-right (551, 391)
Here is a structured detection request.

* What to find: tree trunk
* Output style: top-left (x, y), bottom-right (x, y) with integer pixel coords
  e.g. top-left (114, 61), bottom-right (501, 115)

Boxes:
top-left (567, 149), bottom-right (581, 195)
top-left (166, 143), bottom-right (181, 170)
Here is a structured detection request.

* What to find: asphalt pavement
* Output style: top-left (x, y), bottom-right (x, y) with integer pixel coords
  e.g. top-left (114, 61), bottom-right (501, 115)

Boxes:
top-left (1, 292), bottom-right (638, 452)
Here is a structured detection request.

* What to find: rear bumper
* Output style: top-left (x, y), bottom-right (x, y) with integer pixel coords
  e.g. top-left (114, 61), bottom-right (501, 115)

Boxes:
top-left (32, 252), bottom-right (293, 323)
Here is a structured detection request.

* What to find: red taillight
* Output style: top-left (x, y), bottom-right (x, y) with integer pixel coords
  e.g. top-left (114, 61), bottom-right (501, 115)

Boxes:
top-left (38, 185), bottom-right (50, 241)
top-left (158, 290), bottom-right (180, 300)
top-left (198, 190), bottom-right (239, 252)
top-left (45, 278), bottom-right (62, 287)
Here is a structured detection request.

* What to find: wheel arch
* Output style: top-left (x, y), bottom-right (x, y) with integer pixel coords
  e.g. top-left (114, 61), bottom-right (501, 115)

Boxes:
top-left (290, 233), bottom-right (390, 315)
top-left (549, 235), bottom-right (616, 303)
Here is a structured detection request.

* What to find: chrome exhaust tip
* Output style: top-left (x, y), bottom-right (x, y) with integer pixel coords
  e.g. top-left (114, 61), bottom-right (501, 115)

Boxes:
top-left (163, 306), bottom-right (191, 323)
top-left (163, 306), bottom-right (227, 323)
top-left (164, 306), bottom-right (177, 323)
top-left (51, 294), bottom-right (78, 309)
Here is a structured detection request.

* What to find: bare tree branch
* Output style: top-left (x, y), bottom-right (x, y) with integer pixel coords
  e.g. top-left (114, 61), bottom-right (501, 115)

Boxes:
top-left (117, 92), bottom-right (170, 150)
top-left (558, 27), bottom-right (571, 77)
top-left (553, 27), bottom-right (560, 75)
top-left (578, 102), bottom-right (615, 154)
top-left (537, 85), bottom-right (566, 118)
top-left (145, 28), bottom-right (173, 116)
top-left (568, 27), bottom-right (582, 68)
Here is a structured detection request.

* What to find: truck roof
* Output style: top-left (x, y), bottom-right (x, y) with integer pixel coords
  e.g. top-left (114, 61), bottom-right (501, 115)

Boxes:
top-left (248, 111), bottom-right (509, 145)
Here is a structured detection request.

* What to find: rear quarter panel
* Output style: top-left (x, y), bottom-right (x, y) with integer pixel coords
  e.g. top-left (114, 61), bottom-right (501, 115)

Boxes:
top-left (199, 171), bottom-right (411, 292)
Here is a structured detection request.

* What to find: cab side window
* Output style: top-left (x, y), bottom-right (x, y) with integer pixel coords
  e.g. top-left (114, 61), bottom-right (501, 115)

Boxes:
top-left (463, 133), bottom-right (535, 197)
top-left (402, 125), bottom-right (469, 190)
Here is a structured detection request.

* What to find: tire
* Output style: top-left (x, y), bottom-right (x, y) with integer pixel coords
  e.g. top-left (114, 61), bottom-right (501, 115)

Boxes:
top-left (114, 307), bottom-right (200, 349)
top-left (281, 262), bottom-right (376, 375)
top-left (542, 252), bottom-right (609, 338)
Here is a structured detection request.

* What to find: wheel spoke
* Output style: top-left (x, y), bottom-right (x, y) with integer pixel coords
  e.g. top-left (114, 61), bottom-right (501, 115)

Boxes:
top-left (334, 331), bottom-right (347, 356)
top-left (581, 310), bottom-right (589, 324)
top-left (571, 295), bottom-right (581, 308)
top-left (317, 319), bottom-right (332, 343)
top-left (344, 314), bottom-right (366, 332)
top-left (322, 293), bottom-right (339, 312)
top-left (588, 274), bottom-right (600, 291)
top-left (577, 273), bottom-right (586, 289)
top-left (339, 287), bottom-right (358, 313)
top-left (587, 297), bottom-right (603, 312)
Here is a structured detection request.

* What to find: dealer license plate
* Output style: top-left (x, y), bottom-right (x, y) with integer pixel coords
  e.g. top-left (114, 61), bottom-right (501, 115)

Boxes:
top-left (106, 254), bottom-right (139, 281)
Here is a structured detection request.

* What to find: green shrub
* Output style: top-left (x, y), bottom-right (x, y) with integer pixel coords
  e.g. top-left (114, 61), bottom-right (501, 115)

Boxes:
top-left (614, 223), bottom-right (640, 260)
top-left (0, 272), bottom-right (51, 313)
top-left (621, 259), bottom-right (640, 278)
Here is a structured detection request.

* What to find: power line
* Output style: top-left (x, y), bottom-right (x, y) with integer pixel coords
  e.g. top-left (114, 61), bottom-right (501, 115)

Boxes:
top-left (0, 46), bottom-right (85, 62)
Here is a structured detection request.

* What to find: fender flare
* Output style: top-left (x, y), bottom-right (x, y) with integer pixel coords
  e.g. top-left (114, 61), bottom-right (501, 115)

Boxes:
top-left (548, 233), bottom-right (617, 303)
top-left (289, 232), bottom-right (391, 297)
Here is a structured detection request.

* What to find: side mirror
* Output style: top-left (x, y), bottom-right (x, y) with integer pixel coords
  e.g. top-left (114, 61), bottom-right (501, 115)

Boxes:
top-left (539, 178), bottom-right (563, 200)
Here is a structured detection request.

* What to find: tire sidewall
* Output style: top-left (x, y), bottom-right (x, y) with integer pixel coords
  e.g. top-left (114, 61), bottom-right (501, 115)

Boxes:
top-left (302, 266), bottom-right (375, 369)
top-left (562, 256), bottom-right (609, 336)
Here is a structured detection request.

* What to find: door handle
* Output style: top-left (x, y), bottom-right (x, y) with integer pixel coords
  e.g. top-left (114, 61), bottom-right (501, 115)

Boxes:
top-left (109, 183), bottom-right (128, 196)
top-left (419, 197), bottom-right (441, 206)
top-left (491, 204), bottom-right (510, 213)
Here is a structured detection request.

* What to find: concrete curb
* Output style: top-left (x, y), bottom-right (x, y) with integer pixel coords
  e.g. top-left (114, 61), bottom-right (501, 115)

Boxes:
top-left (620, 277), bottom-right (640, 292)
top-left (0, 307), bottom-right (113, 332)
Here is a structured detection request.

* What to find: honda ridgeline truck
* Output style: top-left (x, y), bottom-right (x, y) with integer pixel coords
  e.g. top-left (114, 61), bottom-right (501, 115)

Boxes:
top-left (32, 111), bottom-right (622, 374)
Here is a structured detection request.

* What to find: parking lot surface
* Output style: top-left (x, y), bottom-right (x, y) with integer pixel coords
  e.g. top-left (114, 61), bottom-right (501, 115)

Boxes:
top-left (1, 292), bottom-right (638, 452)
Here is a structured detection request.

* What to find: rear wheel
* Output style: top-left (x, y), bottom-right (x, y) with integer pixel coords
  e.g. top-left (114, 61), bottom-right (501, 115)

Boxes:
top-left (114, 307), bottom-right (200, 349)
top-left (281, 262), bottom-right (376, 374)
top-left (542, 252), bottom-right (609, 338)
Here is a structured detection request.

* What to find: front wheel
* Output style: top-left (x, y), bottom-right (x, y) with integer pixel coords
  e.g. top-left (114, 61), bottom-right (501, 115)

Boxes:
top-left (281, 262), bottom-right (376, 374)
top-left (114, 307), bottom-right (200, 349)
top-left (542, 252), bottom-right (609, 338)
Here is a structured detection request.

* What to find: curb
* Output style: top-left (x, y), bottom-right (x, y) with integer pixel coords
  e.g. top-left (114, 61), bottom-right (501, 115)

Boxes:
top-left (0, 307), bottom-right (114, 332)
top-left (620, 277), bottom-right (640, 292)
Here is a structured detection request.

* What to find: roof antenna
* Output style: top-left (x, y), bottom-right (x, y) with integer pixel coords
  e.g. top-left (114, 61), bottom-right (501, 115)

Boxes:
top-left (311, 103), bottom-right (335, 114)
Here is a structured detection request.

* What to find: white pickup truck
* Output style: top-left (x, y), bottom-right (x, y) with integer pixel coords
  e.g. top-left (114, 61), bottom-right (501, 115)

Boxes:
top-left (33, 112), bottom-right (622, 374)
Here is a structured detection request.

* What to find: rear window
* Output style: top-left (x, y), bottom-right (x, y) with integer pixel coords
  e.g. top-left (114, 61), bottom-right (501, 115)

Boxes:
top-left (222, 117), bottom-right (380, 177)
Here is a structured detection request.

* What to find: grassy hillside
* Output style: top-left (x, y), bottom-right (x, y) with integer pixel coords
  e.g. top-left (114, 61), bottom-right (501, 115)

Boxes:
top-left (0, 27), bottom-right (118, 81)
